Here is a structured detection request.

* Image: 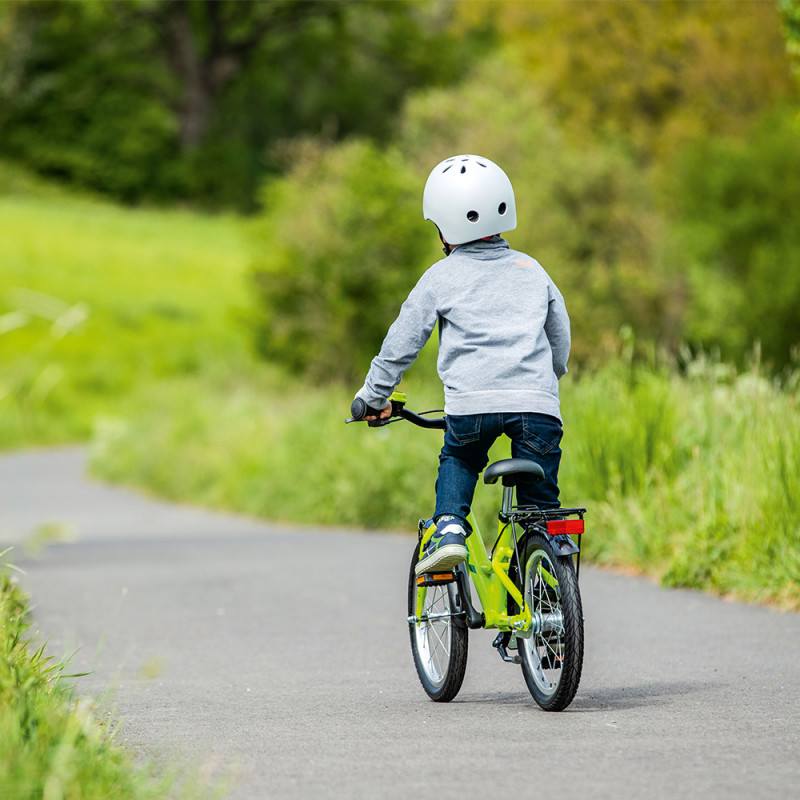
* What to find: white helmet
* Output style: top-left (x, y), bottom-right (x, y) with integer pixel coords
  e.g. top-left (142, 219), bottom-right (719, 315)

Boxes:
top-left (422, 154), bottom-right (517, 245)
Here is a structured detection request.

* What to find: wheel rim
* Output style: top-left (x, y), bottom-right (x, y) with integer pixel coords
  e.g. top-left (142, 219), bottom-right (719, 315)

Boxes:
top-left (520, 548), bottom-right (565, 699)
top-left (413, 585), bottom-right (453, 688)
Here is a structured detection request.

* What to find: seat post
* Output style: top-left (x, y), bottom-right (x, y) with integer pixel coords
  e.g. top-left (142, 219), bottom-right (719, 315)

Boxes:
top-left (501, 485), bottom-right (515, 516)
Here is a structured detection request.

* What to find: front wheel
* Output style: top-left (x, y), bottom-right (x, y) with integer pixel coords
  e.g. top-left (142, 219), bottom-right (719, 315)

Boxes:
top-left (513, 532), bottom-right (584, 711)
top-left (407, 546), bottom-right (468, 702)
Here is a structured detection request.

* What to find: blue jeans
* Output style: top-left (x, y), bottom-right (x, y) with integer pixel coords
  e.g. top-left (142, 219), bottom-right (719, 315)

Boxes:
top-left (434, 413), bottom-right (563, 527)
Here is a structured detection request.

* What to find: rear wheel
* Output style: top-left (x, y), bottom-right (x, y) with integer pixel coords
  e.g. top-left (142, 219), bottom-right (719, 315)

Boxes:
top-left (407, 546), bottom-right (468, 702)
top-left (512, 532), bottom-right (583, 711)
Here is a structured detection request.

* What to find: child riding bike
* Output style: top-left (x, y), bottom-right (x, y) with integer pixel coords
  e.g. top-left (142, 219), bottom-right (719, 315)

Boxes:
top-left (354, 154), bottom-right (571, 576)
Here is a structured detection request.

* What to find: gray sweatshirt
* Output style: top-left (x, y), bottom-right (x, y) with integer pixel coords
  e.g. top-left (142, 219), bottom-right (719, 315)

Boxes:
top-left (357, 237), bottom-right (570, 420)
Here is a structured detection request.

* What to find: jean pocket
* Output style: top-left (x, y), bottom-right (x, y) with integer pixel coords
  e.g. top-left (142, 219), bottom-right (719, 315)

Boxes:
top-left (522, 416), bottom-right (563, 455)
top-left (446, 415), bottom-right (482, 444)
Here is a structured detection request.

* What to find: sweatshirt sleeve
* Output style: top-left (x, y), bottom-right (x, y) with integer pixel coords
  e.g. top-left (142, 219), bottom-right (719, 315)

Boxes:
top-left (544, 280), bottom-right (571, 379)
top-left (356, 271), bottom-right (439, 408)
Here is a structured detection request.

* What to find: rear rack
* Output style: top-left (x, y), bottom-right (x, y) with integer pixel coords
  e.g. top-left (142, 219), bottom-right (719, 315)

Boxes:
top-left (502, 506), bottom-right (587, 580)
top-left (502, 506), bottom-right (586, 524)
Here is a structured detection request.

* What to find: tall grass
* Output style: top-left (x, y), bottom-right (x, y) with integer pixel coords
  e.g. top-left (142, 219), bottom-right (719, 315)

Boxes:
top-left (88, 365), bottom-right (444, 530)
top-left (88, 352), bottom-right (800, 609)
top-left (560, 353), bottom-right (800, 607)
top-left (0, 564), bottom-right (218, 799)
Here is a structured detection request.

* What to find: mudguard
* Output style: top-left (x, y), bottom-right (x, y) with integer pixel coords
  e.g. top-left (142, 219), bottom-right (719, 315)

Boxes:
top-left (546, 532), bottom-right (580, 556)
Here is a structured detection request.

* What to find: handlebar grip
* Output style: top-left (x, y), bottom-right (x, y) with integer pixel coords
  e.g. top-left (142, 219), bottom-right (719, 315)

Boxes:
top-left (350, 397), bottom-right (381, 421)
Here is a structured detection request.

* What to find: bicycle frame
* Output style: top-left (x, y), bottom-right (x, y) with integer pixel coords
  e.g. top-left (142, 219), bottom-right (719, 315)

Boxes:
top-left (414, 507), bottom-right (531, 633)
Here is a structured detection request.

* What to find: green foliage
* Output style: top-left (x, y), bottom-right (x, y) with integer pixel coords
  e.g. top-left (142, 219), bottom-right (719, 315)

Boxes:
top-left (248, 139), bottom-right (439, 381)
top-left (248, 54), bottom-right (671, 381)
top-left (558, 353), bottom-right (800, 607)
top-left (463, 0), bottom-right (796, 164)
top-left (670, 109), bottom-right (800, 366)
top-left (2, 176), bottom-right (797, 608)
top-left (562, 346), bottom-right (685, 499)
top-left (248, 52), bottom-right (675, 382)
top-left (780, 0), bottom-right (800, 87)
top-left (0, 568), bottom-right (212, 799)
top-left (0, 0), bottom-right (181, 203)
top-left (0, 288), bottom-right (89, 439)
top-left (88, 368), bottom-right (444, 531)
top-left (0, 0), bottom-right (481, 208)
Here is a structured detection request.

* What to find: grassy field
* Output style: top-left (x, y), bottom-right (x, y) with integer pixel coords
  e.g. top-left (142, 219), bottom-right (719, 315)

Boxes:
top-left (0, 177), bottom-right (251, 447)
top-left (2, 177), bottom-right (798, 610)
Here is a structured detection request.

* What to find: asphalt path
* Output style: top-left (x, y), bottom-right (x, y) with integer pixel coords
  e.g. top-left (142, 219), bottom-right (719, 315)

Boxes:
top-left (3, 447), bottom-right (799, 799)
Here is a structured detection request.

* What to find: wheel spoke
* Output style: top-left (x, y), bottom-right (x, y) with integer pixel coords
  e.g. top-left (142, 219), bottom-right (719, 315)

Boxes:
top-left (417, 586), bottom-right (452, 684)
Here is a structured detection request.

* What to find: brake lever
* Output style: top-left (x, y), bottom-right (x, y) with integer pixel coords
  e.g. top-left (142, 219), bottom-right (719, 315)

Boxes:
top-left (367, 416), bottom-right (403, 427)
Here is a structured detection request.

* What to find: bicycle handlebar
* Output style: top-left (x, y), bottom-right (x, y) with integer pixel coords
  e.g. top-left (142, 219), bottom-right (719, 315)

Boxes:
top-left (349, 397), bottom-right (382, 421)
top-left (346, 397), bottom-right (446, 430)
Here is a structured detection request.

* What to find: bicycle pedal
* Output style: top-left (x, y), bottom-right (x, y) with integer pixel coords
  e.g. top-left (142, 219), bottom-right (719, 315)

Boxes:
top-left (416, 572), bottom-right (456, 586)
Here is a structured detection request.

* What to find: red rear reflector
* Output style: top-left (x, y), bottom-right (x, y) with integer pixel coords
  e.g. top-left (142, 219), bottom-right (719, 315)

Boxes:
top-left (546, 519), bottom-right (584, 536)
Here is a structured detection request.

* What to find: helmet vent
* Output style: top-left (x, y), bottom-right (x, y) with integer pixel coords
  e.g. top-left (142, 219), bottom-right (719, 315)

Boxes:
top-left (466, 210), bottom-right (479, 222)
top-left (460, 165), bottom-right (467, 174)
top-left (442, 165), bottom-right (452, 173)
top-left (498, 202), bottom-right (507, 215)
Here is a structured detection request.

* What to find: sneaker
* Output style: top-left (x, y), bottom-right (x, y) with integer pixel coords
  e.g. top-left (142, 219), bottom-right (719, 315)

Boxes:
top-left (415, 516), bottom-right (468, 576)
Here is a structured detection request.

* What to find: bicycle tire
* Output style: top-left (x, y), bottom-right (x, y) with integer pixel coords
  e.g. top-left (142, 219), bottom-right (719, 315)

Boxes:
top-left (407, 545), bottom-right (469, 702)
top-left (510, 532), bottom-right (584, 711)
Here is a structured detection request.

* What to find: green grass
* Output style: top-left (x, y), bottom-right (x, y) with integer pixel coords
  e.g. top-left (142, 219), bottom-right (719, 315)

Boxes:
top-left (0, 565), bottom-right (218, 799)
top-left (560, 355), bottom-right (800, 608)
top-left (0, 186), bottom-right (251, 447)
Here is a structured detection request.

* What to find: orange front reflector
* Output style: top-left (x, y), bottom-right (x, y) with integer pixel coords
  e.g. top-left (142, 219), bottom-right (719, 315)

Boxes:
top-left (416, 573), bottom-right (455, 586)
top-left (546, 519), bottom-right (584, 535)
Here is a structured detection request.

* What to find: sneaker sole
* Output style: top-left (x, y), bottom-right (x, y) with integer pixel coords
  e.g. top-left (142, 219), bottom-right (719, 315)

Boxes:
top-left (415, 545), bottom-right (468, 576)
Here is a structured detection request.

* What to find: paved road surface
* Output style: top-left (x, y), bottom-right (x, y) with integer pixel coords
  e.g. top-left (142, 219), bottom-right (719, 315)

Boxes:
top-left (2, 448), bottom-right (799, 799)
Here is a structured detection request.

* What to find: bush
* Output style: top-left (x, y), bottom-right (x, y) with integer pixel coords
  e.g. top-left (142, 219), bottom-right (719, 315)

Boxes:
top-left (248, 139), bottom-right (439, 382)
top-left (671, 109), bottom-right (800, 367)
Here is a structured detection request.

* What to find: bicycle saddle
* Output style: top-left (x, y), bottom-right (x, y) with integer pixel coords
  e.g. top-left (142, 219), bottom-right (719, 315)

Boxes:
top-left (483, 458), bottom-right (545, 486)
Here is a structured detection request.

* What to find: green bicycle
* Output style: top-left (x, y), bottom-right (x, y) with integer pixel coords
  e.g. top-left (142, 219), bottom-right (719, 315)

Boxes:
top-left (348, 392), bottom-right (586, 711)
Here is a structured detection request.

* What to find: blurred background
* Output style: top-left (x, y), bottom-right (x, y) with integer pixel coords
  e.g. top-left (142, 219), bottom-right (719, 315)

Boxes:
top-left (1, 0), bottom-right (798, 606)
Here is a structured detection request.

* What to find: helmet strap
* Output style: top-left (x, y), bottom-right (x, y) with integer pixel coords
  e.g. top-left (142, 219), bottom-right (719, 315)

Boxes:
top-left (438, 229), bottom-right (454, 257)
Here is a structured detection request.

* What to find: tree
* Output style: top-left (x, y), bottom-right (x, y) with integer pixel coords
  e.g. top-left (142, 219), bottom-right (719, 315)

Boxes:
top-left (0, 0), bottom-right (480, 207)
top-left (127, 0), bottom-right (342, 153)
top-left (457, 0), bottom-right (795, 165)
top-left (399, 55), bottom-right (670, 363)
